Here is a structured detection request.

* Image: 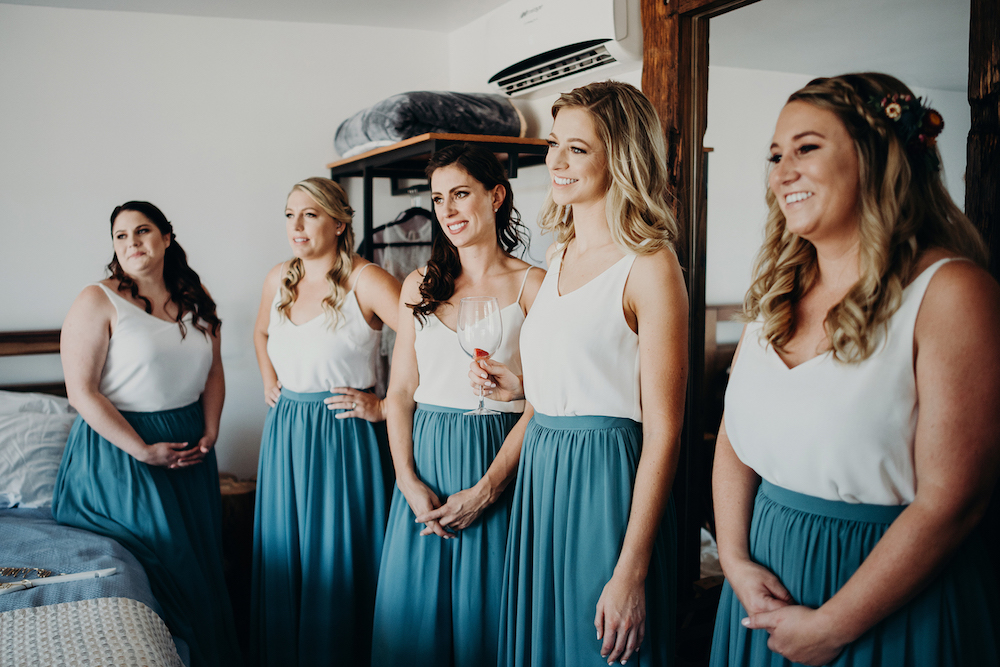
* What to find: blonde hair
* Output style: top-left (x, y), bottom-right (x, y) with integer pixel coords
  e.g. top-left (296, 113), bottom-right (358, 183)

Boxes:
top-left (277, 177), bottom-right (357, 328)
top-left (538, 80), bottom-right (677, 255)
top-left (745, 72), bottom-right (987, 362)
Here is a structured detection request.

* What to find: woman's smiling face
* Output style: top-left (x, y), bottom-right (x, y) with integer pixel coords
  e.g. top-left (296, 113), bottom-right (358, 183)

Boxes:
top-left (430, 164), bottom-right (504, 249)
top-left (768, 100), bottom-right (861, 247)
top-left (545, 106), bottom-right (609, 209)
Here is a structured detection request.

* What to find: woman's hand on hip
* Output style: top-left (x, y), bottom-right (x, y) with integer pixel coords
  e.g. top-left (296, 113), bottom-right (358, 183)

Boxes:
top-left (326, 387), bottom-right (385, 422)
top-left (468, 358), bottom-right (523, 403)
top-left (595, 570), bottom-right (646, 665)
top-left (743, 605), bottom-right (847, 666)
top-left (415, 484), bottom-right (491, 533)
top-left (725, 558), bottom-right (794, 616)
top-left (264, 380), bottom-right (281, 407)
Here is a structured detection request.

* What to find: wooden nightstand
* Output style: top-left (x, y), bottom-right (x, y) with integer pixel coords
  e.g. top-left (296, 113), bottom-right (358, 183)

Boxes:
top-left (219, 473), bottom-right (256, 659)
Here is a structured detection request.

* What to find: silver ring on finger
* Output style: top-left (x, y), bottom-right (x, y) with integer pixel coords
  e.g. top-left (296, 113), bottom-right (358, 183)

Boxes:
top-left (352, 401), bottom-right (357, 409)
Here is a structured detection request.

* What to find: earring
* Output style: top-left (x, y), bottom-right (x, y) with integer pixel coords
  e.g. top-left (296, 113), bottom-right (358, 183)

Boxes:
top-left (494, 207), bottom-right (499, 213)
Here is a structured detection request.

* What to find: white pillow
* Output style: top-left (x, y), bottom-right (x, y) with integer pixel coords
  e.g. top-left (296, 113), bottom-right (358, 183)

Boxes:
top-left (0, 411), bottom-right (77, 508)
top-left (0, 389), bottom-right (74, 415)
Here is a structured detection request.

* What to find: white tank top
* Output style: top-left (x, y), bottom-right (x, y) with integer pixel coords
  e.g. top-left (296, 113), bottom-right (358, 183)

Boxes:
top-left (520, 248), bottom-right (641, 421)
top-left (266, 264), bottom-right (380, 393)
top-left (725, 258), bottom-right (959, 505)
top-left (411, 267), bottom-right (533, 413)
top-left (96, 283), bottom-right (213, 412)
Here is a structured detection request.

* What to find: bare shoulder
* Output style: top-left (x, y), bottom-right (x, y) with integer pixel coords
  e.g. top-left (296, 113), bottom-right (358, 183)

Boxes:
top-left (401, 268), bottom-right (426, 302)
top-left (64, 284), bottom-right (115, 333)
top-left (919, 257), bottom-right (1000, 329)
top-left (630, 247), bottom-right (686, 296)
top-left (354, 259), bottom-right (402, 294)
top-left (263, 261), bottom-right (286, 289)
top-left (75, 283), bottom-right (114, 311)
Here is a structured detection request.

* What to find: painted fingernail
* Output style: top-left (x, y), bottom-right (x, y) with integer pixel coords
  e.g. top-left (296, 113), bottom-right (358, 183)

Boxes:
top-left (741, 617), bottom-right (750, 627)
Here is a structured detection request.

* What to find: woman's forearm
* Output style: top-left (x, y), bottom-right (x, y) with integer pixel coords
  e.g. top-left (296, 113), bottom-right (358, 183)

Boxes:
top-left (68, 390), bottom-right (149, 460)
top-left (817, 494), bottom-right (991, 645)
top-left (476, 405), bottom-right (533, 504)
top-left (712, 430), bottom-right (760, 570)
top-left (614, 429), bottom-right (678, 581)
top-left (384, 390), bottom-right (419, 486)
top-left (201, 355), bottom-right (225, 441)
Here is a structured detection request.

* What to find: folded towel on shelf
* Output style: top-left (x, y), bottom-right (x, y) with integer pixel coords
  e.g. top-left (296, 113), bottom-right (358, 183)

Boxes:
top-left (335, 91), bottom-right (526, 157)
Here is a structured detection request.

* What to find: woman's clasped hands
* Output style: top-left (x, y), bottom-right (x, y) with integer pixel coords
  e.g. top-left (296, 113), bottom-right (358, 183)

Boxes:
top-left (728, 559), bottom-right (849, 666)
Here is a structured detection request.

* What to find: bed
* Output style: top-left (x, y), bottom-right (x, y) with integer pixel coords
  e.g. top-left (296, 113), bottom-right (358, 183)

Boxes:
top-left (0, 329), bottom-right (185, 666)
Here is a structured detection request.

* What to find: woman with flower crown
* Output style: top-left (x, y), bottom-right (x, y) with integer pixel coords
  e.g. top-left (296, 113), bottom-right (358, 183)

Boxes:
top-left (710, 72), bottom-right (1000, 666)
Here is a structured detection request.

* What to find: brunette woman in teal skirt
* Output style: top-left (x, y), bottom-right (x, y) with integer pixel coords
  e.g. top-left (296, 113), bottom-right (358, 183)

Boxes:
top-left (479, 81), bottom-right (688, 666)
top-left (52, 201), bottom-right (240, 666)
top-left (710, 73), bottom-right (1000, 666)
top-left (370, 144), bottom-right (543, 667)
top-left (250, 178), bottom-right (400, 666)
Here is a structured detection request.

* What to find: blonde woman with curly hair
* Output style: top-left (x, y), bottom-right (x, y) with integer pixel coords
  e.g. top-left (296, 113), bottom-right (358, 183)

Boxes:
top-left (250, 177), bottom-right (401, 666)
top-left (711, 73), bottom-right (1000, 666)
top-left (483, 80), bottom-right (688, 666)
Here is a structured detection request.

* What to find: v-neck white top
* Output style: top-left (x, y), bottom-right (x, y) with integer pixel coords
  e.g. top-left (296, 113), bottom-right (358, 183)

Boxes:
top-left (266, 265), bottom-right (380, 393)
top-left (725, 258), bottom-right (958, 505)
top-left (411, 267), bottom-right (533, 413)
top-left (520, 248), bottom-right (641, 421)
top-left (96, 283), bottom-right (213, 412)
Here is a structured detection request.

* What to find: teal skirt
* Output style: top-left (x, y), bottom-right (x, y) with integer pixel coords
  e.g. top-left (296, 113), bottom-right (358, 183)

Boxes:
top-left (250, 388), bottom-right (390, 667)
top-left (371, 404), bottom-right (520, 667)
top-left (498, 414), bottom-right (677, 666)
top-left (51, 401), bottom-right (240, 667)
top-left (710, 480), bottom-right (1000, 666)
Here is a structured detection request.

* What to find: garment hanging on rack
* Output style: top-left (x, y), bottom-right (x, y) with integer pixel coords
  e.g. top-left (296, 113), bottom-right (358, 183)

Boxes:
top-left (372, 207), bottom-right (435, 283)
top-left (370, 207), bottom-right (435, 397)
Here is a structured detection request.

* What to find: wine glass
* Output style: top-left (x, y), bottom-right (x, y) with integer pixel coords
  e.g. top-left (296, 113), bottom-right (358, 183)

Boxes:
top-left (457, 296), bottom-right (503, 415)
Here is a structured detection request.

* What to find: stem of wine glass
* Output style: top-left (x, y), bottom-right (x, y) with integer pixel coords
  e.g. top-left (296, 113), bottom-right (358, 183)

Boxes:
top-left (478, 382), bottom-right (485, 412)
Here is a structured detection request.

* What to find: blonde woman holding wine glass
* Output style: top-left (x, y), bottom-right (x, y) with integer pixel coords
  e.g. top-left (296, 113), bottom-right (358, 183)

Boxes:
top-left (371, 143), bottom-right (544, 667)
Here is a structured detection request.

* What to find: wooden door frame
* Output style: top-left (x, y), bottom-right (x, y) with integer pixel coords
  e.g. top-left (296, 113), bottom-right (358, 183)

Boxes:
top-left (642, 0), bottom-right (999, 601)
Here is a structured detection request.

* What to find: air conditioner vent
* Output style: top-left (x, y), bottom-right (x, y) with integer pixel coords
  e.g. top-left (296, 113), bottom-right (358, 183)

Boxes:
top-left (489, 41), bottom-right (617, 96)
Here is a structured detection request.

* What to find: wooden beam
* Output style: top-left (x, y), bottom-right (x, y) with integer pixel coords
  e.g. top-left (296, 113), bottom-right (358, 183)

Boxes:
top-left (967, 0), bottom-right (1000, 279)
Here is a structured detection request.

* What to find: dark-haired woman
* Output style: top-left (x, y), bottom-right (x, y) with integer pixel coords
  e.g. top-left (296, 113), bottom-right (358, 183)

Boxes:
top-left (370, 144), bottom-right (544, 667)
top-left (250, 177), bottom-right (401, 667)
top-left (710, 73), bottom-right (1000, 666)
top-left (53, 201), bottom-right (240, 666)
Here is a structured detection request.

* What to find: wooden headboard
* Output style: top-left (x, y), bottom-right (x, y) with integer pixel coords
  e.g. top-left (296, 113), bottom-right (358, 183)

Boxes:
top-left (0, 329), bottom-right (66, 396)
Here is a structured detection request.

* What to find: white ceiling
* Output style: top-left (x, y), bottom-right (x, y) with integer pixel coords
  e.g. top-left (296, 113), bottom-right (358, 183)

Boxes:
top-left (0, 0), bottom-right (512, 31)
top-left (0, 0), bottom-right (969, 91)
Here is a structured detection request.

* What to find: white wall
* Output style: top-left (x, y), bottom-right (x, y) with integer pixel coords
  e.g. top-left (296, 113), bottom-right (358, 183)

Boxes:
top-left (703, 65), bottom-right (971, 306)
top-left (0, 4), bottom-right (447, 478)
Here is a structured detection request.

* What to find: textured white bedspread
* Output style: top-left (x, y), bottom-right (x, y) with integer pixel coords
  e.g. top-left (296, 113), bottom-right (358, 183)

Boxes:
top-left (0, 597), bottom-right (183, 667)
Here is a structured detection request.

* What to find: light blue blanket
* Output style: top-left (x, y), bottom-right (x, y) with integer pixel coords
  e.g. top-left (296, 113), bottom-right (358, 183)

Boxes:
top-left (0, 507), bottom-right (161, 615)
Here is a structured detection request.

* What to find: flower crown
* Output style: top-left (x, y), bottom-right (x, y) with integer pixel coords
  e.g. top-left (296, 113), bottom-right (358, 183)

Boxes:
top-left (870, 93), bottom-right (944, 172)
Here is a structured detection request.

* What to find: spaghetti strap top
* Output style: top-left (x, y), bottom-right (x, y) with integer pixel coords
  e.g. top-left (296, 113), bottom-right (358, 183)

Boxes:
top-left (519, 248), bottom-right (641, 421)
top-left (725, 258), bottom-right (961, 505)
top-left (95, 283), bottom-right (213, 412)
top-left (266, 263), bottom-right (380, 393)
top-left (411, 267), bottom-right (533, 413)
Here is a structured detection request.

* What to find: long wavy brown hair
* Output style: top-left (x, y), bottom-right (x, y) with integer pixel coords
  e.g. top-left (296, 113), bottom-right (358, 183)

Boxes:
top-left (276, 178), bottom-right (357, 328)
top-left (107, 201), bottom-right (220, 338)
top-left (409, 143), bottom-right (528, 323)
top-left (745, 72), bottom-right (987, 363)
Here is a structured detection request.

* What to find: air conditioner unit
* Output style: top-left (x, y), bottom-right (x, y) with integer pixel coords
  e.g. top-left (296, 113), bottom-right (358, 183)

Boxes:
top-left (486, 0), bottom-right (641, 98)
